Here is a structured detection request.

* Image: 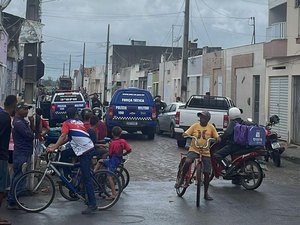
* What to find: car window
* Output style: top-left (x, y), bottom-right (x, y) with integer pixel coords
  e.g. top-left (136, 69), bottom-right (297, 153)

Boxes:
top-left (188, 96), bottom-right (230, 110)
top-left (164, 104), bottom-right (172, 112)
top-left (54, 93), bottom-right (83, 102)
top-left (170, 104), bottom-right (177, 112)
top-left (114, 92), bottom-right (151, 105)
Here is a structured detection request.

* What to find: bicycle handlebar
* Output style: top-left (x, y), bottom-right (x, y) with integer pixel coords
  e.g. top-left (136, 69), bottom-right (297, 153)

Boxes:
top-left (184, 135), bottom-right (216, 149)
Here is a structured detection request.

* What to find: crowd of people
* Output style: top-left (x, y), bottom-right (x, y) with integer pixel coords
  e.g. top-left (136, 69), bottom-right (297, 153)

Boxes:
top-left (0, 94), bottom-right (131, 224)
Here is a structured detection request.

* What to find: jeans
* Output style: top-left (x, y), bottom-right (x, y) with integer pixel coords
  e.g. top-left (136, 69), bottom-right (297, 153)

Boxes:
top-left (7, 153), bottom-right (31, 204)
top-left (78, 149), bottom-right (96, 207)
top-left (214, 144), bottom-right (242, 161)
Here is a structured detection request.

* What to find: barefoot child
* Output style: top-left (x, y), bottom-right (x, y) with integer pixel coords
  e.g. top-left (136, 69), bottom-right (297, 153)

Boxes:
top-left (94, 126), bottom-right (131, 199)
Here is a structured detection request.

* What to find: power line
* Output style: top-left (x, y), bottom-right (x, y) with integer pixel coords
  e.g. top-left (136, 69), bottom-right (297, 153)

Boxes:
top-left (200, 0), bottom-right (251, 19)
top-left (194, 0), bottom-right (212, 46)
top-left (43, 34), bottom-right (106, 44)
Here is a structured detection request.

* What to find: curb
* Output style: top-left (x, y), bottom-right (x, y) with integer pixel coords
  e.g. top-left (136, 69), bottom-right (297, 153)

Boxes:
top-left (281, 155), bottom-right (300, 164)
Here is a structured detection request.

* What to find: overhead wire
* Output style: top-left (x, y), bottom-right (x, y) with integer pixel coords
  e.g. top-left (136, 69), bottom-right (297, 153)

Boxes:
top-left (194, 0), bottom-right (213, 46)
top-left (200, 0), bottom-right (251, 19)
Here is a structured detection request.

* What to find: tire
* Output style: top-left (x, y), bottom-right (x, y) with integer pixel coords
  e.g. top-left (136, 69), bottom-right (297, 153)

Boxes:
top-left (114, 170), bottom-right (125, 192)
top-left (156, 122), bottom-right (163, 135)
top-left (93, 170), bottom-right (122, 210)
top-left (170, 124), bottom-right (175, 138)
top-left (209, 172), bottom-right (215, 182)
top-left (196, 164), bottom-right (202, 207)
top-left (117, 167), bottom-right (130, 189)
top-left (14, 170), bottom-right (55, 212)
top-left (177, 138), bottom-right (187, 148)
top-left (240, 160), bottom-right (263, 190)
top-left (272, 151), bottom-right (281, 167)
top-left (176, 158), bottom-right (187, 197)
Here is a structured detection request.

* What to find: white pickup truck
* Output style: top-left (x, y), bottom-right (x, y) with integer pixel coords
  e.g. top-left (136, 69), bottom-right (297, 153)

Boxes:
top-left (174, 95), bottom-right (235, 147)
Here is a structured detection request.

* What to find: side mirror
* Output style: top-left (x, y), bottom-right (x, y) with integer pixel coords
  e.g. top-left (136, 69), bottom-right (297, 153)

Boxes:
top-left (239, 108), bottom-right (243, 114)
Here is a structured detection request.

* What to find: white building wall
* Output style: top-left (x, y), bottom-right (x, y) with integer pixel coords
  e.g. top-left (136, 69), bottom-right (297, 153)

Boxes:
top-left (224, 43), bottom-right (266, 124)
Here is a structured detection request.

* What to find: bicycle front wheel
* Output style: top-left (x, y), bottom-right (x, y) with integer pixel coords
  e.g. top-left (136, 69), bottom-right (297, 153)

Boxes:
top-left (14, 170), bottom-right (55, 212)
top-left (196, 163), bottom-right (202, 207)
top-left (93, 170), bottom-right (122, 210)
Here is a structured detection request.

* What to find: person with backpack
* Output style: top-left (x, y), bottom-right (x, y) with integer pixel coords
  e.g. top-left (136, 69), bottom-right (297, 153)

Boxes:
top-left (213, 107), bottom-right (243, 174)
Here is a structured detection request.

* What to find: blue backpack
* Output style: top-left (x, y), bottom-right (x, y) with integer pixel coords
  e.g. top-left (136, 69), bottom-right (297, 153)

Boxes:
top-left (234, 122), bottom-right (266, 146)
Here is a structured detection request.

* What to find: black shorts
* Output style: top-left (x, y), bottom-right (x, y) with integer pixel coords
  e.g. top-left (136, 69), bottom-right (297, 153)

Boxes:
top-left (8, 150), bottom-right (13, 164)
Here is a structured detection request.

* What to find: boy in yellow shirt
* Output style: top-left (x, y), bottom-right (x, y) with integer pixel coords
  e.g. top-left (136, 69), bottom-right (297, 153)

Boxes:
top-left (175, 111), bottom-right (219, 200)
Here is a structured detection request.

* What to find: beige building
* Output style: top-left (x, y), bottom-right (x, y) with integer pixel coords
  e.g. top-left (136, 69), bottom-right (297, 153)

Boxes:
top-left (224, 43), bottom-right (266, 125)
top-left (263, 0), bottom-right (300, 143)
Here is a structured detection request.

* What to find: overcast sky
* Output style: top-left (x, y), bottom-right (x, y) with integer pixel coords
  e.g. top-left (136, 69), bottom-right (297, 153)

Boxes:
top-left (5, 0), bottom-right (268, 79)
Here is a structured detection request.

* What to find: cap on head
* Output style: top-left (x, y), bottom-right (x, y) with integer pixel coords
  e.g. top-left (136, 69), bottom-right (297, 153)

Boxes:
top-left (197, 111), bottom-right (211, 120)
top-left (16, 102), bottom-right (32, 110)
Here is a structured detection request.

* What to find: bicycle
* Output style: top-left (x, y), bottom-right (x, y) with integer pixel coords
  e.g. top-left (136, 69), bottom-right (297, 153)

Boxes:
top-left (175, 136), bottom-right (215, 207)
top-left (116, 153), bottom-right (130, 189)
top-left (12, 153), bottom-right (122, 212)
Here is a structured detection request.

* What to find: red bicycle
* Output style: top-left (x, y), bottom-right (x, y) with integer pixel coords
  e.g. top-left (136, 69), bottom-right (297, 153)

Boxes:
top-left (175, 136), bottom-right (216, 207)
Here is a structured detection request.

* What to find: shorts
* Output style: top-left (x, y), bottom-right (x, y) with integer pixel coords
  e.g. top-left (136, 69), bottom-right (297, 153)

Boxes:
top-left (103, 157), bottom-right (121, 173)
top-left (186, 151), bottom-right (212, 174)
top-left (8, 150), bottom-right (13, 164)
top-left (0, 160), bottom-right (8, 192)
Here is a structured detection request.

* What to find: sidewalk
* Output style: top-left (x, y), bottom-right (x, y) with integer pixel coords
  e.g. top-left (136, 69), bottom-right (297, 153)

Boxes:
top-left (281, 142), bottom-right (300, 164)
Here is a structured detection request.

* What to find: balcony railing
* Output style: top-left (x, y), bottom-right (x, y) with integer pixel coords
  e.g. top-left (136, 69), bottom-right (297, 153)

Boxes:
top-left (266, 22), bottom-right (287, 42)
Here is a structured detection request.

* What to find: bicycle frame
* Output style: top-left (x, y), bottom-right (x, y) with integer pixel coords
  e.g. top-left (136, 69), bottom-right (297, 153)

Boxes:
top-left (180, 153), bottom-right (202, 186)
top-left (45, 161), bottom-right (86, 201)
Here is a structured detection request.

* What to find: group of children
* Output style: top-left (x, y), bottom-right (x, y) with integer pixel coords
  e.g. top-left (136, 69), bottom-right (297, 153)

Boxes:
top-left (81, 109), bottom-right (132, 199)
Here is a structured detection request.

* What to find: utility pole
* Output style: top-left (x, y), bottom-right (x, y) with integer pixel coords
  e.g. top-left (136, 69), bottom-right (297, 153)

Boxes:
top-left (181, 0), bottom-right (190, 102)
top-left (68, 54), bottom-right (71, 78)
top-left (63, 63), bottom-right (65, 76)
top-left (103, 24), bottom-right (110, 102)
top-left (81, 42), bottom-right (85, 91)
top-left (251, 17), bottom-right (256, 44)
top-left (23, 0), bottom-right (40, 104)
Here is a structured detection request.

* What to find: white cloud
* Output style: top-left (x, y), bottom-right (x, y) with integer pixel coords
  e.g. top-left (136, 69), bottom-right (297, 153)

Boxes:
top-left (4, 0), bottom-right (268, 78)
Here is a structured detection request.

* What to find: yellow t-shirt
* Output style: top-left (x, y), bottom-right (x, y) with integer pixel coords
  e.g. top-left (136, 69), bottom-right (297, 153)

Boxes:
top-left (184, 123), bottom-right (219, 157)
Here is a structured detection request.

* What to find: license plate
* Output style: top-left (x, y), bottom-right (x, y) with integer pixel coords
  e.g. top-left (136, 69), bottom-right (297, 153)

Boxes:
top-left (126, 121), bottom-right (138, 126)
top-left (271, 142), bottom-right (281, 149)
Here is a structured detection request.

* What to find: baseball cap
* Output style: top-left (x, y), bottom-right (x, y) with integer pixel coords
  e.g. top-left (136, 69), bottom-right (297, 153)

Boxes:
top-left (197, 111), bottom-right (211, 120)
top-left (16, 102), bottom-right (32, 109)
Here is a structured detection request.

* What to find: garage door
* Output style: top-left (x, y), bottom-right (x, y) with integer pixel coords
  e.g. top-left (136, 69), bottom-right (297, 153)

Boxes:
top-left (269, 76), bottom-right (288, 140)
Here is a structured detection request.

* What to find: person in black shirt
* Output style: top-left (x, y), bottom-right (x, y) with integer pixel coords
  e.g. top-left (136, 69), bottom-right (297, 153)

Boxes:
top-left (154, 95), bottom-right (167, 117)
top-left (91, 93), bottom-right (102, 109)
top-left (0, 95), bottom-right (17, 225)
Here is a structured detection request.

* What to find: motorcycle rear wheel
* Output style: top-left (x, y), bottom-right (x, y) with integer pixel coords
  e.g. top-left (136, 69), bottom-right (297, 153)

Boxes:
top-left (240, 160), bottom-right (263, 190)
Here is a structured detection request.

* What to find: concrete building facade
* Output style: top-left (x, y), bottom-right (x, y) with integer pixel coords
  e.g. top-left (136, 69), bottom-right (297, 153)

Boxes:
top-left (263, 0), bottom-right (300, 143)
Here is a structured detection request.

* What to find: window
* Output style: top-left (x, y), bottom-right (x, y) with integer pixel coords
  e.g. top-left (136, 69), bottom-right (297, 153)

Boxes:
top-left (164, 104), bottom-right (172, 112)
top-left (170, 104), bottom-right (177, 112)
top-left (54, 93), bottom-right (83, 102)
top-left (188, 96), bottom-right (231, 110)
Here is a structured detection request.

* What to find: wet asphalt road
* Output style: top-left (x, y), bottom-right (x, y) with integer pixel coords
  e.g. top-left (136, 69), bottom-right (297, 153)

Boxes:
top-left (1, 133), bottom-right (300, 225)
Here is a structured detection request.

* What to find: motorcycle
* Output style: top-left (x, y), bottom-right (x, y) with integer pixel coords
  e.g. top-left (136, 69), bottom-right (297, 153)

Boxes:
top-left (210, 142), bottom-right (266, 190)
top-left (265, 115), bottom-right (285, 167)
